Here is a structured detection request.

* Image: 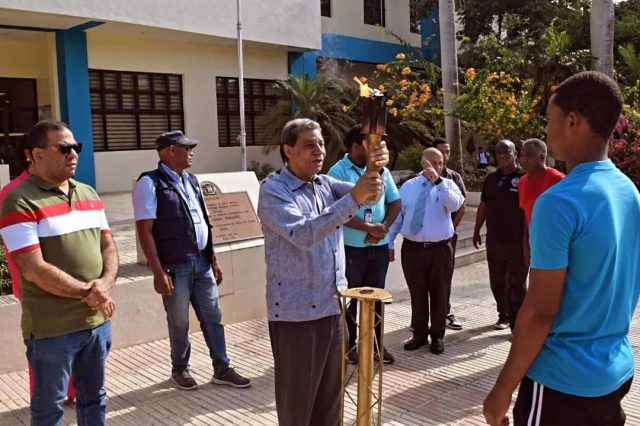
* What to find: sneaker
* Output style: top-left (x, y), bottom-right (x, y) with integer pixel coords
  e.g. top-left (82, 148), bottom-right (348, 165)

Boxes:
top-left (446, 314), bottom-right (463, 330)
top-left (171, 369), bottom-right (199, 390)
top-left (374, 348), bottom-right (395, 365)
top-left (347, 349), bottom-right (358, 364)
top-left (494, 319), bottom-right (510, 330)
top-left (212, 367), bottom-right (252, 388)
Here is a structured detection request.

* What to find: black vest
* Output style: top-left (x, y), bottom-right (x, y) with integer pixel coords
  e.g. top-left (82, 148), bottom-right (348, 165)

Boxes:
top-left (138, 164), bottom-right (213, 266)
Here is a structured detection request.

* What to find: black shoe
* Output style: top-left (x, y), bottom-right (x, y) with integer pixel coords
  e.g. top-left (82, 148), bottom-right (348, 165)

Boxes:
top-left (212, 367), bottom-right (252, 388)
top-left (171, 369), bottom-right (199, 390)
top-left (374, 348), bottom-right (395, 365)
top-left (346, 348), bottom-right (358, 364)
top-left (403, 337), bottom-right (428, 351)
top-left (446, 314), bottom-right (463, 330)
top-left (430, 338), bottom-right (444, 355)
top-left (494, 319), bottom-right (510, 330)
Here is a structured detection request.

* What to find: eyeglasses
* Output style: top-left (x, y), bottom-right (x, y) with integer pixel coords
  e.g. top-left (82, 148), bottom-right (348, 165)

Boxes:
top-left (173, 144), bottom-right (195, 152)
top-left (57, 143), bottom-right (83, 155)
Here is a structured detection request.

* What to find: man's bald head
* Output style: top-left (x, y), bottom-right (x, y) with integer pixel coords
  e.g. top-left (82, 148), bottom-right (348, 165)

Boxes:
top-left (496, 139), bottom-right (516, 152)
top-left (495, 139), bottom-right (518, 171)
top-left (422, 147), bottom-right (444, 176)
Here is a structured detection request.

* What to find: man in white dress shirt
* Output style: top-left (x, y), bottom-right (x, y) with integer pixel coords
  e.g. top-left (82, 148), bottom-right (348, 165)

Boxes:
top-left (389, 148), bottom-right (464, 354)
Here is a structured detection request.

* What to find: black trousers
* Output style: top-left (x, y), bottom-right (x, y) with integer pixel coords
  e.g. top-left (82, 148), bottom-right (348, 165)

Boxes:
top-left (345, 245), bottom-right (390, 348)
top-left (446, 233), bottom-right (458, 315)
top-left (513, 376), bottom-right (633, 426)
top-left (269, 315), bottom-right (342, 426)
top-left (401, 239), bottom-right (452, 340)
top-left (486, 238), bottom-right (529, 326)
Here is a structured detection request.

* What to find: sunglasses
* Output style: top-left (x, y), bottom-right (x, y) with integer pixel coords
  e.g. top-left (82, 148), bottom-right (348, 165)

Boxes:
top-left (173, 144), bottom-right (195, 152)
top-left (58, 143), bottom-right (83, 155)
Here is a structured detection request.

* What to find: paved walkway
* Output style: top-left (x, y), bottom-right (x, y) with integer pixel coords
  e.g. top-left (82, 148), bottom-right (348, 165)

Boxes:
top-left (0, 259), bottom-right (639, 425)
top-left (0, 192), bottom-right (639, 425)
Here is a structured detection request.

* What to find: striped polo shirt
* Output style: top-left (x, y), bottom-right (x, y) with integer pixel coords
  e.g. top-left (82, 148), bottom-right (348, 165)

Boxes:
top-left (0, 175), bottom-right (111, 339)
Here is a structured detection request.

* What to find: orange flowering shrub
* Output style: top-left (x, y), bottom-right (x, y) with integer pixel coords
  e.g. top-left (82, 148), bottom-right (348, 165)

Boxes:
top-left (371, 53), bottom-right (444, 139)
top-left (454, 69), bottom-right (545, 147)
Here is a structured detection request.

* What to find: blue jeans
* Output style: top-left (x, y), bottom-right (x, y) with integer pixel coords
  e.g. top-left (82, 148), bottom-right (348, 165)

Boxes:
top-left (26, 321), bottom-right (111, 426)
top-left (162, 254), bottom-right (230, 373)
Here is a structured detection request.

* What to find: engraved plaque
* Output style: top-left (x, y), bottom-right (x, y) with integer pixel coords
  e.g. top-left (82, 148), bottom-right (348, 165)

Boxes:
top-left (200, 181), bottom-right (263, 243)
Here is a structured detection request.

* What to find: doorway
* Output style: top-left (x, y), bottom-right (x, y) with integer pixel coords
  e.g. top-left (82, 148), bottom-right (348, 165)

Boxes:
top-left (0, 78), bottom-right (38, 177)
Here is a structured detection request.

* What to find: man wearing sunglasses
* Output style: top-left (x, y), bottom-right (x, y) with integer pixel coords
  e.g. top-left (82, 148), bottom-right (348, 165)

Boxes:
top-left (133, 130), bottom-right (251, 391)
top-left (0, 120), bottom-right (117, 425)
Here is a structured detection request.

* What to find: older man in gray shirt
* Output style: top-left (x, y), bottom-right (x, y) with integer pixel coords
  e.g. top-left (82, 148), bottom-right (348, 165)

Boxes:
top-left (258, 118), bottom-right (388, 426)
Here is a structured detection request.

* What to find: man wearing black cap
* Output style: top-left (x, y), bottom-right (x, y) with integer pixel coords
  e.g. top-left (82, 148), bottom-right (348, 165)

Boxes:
top-left (133, 130), bottom-right (251, 391)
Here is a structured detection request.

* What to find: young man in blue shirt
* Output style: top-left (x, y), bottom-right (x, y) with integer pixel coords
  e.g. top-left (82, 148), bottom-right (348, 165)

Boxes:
top-left (483, 72), bottom-right (640, 425)
top-left (328, 125), bottom-right (401, 364)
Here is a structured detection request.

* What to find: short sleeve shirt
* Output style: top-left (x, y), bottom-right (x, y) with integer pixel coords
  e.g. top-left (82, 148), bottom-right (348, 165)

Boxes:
top-left (480, 168), bottom-right (524, 243)
top-left (0, 176), bottom-right (110, 339)
top-left (518, 167), bottom-right (564, 226)
top-left (327, 154), bottom-right (400, 247)
top-left (527, 160), bottom-right (640, 397)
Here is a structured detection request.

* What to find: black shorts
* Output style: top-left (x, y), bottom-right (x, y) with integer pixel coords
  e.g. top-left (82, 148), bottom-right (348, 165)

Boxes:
top-left (513, 376), bottom-right (633, 426)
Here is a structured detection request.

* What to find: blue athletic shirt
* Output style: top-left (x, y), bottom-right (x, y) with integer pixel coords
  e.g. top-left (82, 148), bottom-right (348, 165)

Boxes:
top-left (527, 159), bottom-right (640, 397)
top-left (327, 154), bottom-right (400, 247)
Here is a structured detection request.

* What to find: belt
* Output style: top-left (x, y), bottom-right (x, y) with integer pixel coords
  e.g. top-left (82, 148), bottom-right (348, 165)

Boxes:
top-left (405, 238), bottom-right (451, 248)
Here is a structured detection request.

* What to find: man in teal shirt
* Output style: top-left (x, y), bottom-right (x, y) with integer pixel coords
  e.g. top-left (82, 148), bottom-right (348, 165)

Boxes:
top-left (484, 72), bottom-right (640, 425)
top-left (328, 125), bottom-right (401, 364)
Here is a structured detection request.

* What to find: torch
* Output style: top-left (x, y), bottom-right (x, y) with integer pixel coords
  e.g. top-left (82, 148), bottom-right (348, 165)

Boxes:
top-left (353, 77), bottom-right (388, 172)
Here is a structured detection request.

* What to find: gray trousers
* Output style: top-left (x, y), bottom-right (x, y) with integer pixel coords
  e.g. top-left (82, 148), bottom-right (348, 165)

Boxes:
top-left (269, 315), bottom-right (342, 426)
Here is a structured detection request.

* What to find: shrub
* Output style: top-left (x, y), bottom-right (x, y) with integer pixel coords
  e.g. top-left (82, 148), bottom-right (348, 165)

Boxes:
top-left (0, 240), bottom-right (12, 295)
top-left (609, 110), bottom-right (640, 189)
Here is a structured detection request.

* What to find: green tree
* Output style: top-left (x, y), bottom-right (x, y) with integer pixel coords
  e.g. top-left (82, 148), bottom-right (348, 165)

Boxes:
top-left (258, 75), bottom-right (356, 170)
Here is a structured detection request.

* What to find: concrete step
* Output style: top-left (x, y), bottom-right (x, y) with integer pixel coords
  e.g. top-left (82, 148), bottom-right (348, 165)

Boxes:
top-left (455, 233), bottom-right (486, 268)
top-left (455, 244), bottom-right (486, 269)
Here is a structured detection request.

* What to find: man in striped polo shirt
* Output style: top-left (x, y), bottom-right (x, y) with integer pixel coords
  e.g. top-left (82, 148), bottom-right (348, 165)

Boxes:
top-left (0, 120), bottom-right (118, 426)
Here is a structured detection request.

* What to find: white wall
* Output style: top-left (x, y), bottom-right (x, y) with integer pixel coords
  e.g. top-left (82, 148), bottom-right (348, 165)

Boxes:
top-left (88, 32), bottom-right (284, 193)
top-left (0, 0), bottom-right (321, 50)
top-left (322, 0), bottom-right (421, 47)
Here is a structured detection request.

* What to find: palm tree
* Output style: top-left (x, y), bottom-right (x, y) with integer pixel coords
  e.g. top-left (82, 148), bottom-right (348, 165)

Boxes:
top-left (439, 0), bottom-right (464, 172)
top-left (618, 42), bottom-right (640, 84)
top-left (258, 75), bottom-right (355, 170)
top-left (591, 0), bottom-right (615, 77)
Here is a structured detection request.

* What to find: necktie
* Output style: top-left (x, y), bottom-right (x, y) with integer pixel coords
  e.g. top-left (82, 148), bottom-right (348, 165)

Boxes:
top-left (409, 184), bottom-right (428, 234)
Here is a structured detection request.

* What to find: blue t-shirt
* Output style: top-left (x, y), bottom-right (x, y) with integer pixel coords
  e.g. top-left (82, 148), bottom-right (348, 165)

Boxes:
top-left (327, 154), bottom-right (400, 247)
top-left (527, 160), bottom-right (640, 397)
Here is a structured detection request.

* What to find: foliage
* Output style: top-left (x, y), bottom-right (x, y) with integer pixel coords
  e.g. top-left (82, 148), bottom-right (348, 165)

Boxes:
top-left (258, 75), bottom-right (356, 170)
top-left (0, 240), bottom-right (11, 295)
top-left (463, 169), bottom-right (487, 192)
top-left (617, 43), bottom-right (640, 86)
top-left (398, 142), bottom-right (426, 173)
top-left (248, 161), bottom-right (277, 181)
top-left (453, 68), bottom-right (545, 149)
top-left (609, 107), bottom-right (640, 188)
top-left (370, 53), bottom-right (444, 144)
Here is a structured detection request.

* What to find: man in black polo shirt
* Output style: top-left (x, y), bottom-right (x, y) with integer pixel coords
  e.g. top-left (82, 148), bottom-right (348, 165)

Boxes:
top-left (473, 140), bottom-right (528, 330)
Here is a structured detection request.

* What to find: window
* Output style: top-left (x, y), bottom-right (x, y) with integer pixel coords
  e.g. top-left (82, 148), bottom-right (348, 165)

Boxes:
top-left (364, 0), bottom-right (385, 26)
top-left (216, 77), bottom-right (277, 147)
top-left (321, 0), bottom-right (331, 17)
top-left (410, 0), bottom-right (421, 34)
top-left (89, 70), bottom-right (184, 151)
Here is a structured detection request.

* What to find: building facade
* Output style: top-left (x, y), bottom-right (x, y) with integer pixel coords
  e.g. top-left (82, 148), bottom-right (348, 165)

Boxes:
top-left (0, 0), bottom-right (434, 192)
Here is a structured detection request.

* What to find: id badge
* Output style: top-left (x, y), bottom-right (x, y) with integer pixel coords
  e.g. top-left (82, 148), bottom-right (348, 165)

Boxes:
top-left (190, 207), bottom-right (202, 224)
top-left (364, 208), bottom-right (373, 224)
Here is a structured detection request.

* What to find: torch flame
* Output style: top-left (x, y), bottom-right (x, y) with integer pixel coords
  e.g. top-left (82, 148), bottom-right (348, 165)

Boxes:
top-left (353, 76), bottom-right (372, 98)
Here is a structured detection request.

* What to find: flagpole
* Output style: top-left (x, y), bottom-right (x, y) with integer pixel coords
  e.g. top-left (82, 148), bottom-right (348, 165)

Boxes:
top-left (237, 0), bottom-right (247, 171)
